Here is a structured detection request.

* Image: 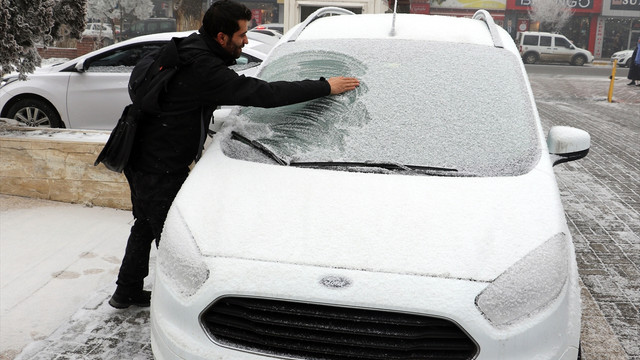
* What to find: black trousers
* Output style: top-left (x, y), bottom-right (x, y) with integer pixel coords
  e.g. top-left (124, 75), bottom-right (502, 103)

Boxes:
top-left (115, 167), bottom-right (188, 295)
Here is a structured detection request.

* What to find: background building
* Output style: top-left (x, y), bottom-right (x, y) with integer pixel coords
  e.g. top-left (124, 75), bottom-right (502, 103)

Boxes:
top-left (178, 0), bottom-right (639, 59)
top-left (597, 0), bottom-right (640, 58)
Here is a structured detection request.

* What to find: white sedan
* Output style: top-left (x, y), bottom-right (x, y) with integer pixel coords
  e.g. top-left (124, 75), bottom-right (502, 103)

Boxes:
top-left (610, 49), bottom-right (634, 67)
top-left (151, 8), bottom-right (588, 360)
top-left (0, 31), bottom-right (274, 130)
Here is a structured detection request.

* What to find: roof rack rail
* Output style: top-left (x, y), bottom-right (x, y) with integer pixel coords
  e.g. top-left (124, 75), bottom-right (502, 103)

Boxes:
top-left (288, 7), bottom-right (355, 42)
top-left (472, 10), bottom-right (504, 49)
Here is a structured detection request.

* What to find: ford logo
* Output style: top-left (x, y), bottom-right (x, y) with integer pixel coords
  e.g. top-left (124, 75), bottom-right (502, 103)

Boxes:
top-left (320, 275), bottom-right (352, 289)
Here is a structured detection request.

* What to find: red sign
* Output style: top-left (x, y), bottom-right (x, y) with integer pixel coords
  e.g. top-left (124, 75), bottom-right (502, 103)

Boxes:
top-left (411, 3), bottom-right (430, 14)
top-left (251, 9), bottom-right (262, 24)
top-left (517, 19), bottom-right (529, 32)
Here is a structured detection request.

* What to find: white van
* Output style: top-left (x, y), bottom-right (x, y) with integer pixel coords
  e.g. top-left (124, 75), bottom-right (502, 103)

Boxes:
top-left (516, 31), bottom-right (593, 66)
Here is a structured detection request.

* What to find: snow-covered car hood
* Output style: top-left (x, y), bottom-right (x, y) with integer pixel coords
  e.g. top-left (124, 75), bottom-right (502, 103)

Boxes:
top-left (172, 138), bottom-right (567, 283)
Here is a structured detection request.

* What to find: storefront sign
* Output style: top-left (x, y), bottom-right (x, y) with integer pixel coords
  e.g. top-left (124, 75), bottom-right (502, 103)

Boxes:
top-left (411, 2), bottom-right (430, 13)
top-left (610, 0), bottom-right (640, 10)
top-left (515, 0), bottom-right (594, 9)
top-left (593, 16), bottom-right (605, 58)
top-left (430, 0), bottom-right (506, 10)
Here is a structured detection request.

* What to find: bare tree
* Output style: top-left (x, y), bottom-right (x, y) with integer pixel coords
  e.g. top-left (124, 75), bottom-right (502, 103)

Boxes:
top-left (173, 0), bottom-right (204, 31)
top-left (0, 0), bottom-right (86, 78)
top-left (86, 0), bottom-right (153, 40)
top-left (528, 0), bottom-right (572, 33)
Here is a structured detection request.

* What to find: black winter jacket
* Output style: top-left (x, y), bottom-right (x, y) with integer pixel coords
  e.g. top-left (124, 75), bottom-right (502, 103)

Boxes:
top-left (129, 31), bottom-right (331, 174)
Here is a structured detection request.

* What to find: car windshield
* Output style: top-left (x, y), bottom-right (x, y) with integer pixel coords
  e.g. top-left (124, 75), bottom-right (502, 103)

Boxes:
top-left (222, 39), bottom-right (541, 177)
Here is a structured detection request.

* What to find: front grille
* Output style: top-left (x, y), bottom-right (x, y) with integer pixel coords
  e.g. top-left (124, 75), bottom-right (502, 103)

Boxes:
top-left (201, 297), bottom-right (478, 360)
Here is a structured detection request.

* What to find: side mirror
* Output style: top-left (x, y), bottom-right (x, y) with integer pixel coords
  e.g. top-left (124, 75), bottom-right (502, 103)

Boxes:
top-left (74, 59), bottom-right (87, 73)
top-left (547, 126), bottom-right (590, 166)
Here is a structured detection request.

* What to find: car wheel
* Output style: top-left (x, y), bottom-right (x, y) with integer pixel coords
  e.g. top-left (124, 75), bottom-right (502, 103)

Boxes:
top-left (7, 98), bottom-right (63, 128)
top-left (572, 55), bottom-right (586, 66)
top-left (523, 52), bottom-right (538, 64)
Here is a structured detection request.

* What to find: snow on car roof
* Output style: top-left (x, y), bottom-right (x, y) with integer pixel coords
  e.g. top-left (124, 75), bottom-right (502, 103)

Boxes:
top-left (297, 13), bottom-right (496, 47)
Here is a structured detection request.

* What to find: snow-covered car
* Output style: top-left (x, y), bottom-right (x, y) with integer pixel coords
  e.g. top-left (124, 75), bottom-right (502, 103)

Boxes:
top-left (0, 31), bottom-right (272, 130)
top-left (82, 22), bottom-right (115, 44)
top-left (151, 8), bottom-right (589, 360)
top-left (610, 49), bottom-right (634, 67)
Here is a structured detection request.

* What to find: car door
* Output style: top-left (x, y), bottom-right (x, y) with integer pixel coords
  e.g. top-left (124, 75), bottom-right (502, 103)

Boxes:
top-left (551, 36), bottom-right (574, 63)
top-left (66, 42), bottom-right (165, 129)
top-left (538, 35), bottom-right (554, 62)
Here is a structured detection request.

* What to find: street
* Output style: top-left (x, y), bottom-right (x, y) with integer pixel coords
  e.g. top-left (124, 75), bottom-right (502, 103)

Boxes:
top-left (3, 66), bottom-right (639, 360)
top-left (525, 62), bottom-right (630, 78)
top-left (530, 66), bottom-right (639, 360)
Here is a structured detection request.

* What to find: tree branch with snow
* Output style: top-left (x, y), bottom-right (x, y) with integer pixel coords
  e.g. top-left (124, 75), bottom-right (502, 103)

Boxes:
top-left (528, 0), bottom-right (573, 33)
top-left (1, 0), bottom-right (86, 78)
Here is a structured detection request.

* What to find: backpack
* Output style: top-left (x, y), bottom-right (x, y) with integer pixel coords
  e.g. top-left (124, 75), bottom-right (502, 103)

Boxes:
top-left (94, 37), bottom-right (183, 172)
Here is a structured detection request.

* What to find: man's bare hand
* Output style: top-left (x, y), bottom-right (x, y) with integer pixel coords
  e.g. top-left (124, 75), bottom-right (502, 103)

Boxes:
top-left (327, 77), bottom-right (360, 95)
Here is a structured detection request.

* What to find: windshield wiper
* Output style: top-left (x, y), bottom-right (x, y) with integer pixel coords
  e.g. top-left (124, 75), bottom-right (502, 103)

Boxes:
top-left (230, 131), bottom-right (287, 165)
top-left (228, 135), bottom-right (461, 175)
top-left (290, 161), bottom-right (458, 174)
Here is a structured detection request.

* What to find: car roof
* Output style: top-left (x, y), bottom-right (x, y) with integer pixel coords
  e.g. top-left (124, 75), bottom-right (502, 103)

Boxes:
top-left (295, 13), bottom-right (497, 47)
top-left (519, 31), bottom-right (562, 36)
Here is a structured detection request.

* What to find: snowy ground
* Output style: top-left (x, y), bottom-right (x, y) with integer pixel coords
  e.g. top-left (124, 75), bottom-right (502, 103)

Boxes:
top-left (0, 196), bottom-right (139, 359)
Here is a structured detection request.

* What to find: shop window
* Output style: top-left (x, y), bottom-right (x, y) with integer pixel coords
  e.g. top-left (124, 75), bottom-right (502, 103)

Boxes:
top-left (602, 18), bottom-right (631, 58)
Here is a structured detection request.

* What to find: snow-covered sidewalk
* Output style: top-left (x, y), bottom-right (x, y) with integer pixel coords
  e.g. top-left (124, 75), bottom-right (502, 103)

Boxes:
top-left (0, 195), bottom-right (138, 359)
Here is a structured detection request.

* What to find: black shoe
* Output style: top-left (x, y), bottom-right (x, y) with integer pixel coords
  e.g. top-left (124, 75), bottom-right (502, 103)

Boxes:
top-left (628, 81), bottom-right (637, 86)
top-left (109, 290), bottom-right (151, 309)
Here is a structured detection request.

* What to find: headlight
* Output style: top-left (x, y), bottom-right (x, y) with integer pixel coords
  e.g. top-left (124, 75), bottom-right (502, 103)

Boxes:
top-left (157, 206), bottom-right (209, 297)
top-left (475, 233), bottom-right (569, 327)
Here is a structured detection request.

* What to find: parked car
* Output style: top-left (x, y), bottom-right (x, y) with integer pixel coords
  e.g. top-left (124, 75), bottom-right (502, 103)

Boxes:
top-left (610, 49), bottom-right (634, 67)
top-left (248, 27), bottom-right (282, 39)
top-left (82, 22), bottom-right (114, 44)
top-left (0, 31), bottom-right (272, 129)
top-left (251, 22), bottom-right (284, 34)
top-left (120, 18), bottom-right (177, 40)
top-left (151, 8), bottom-right (588, 360)
top-left (516, 31), bottom-right (593, 66)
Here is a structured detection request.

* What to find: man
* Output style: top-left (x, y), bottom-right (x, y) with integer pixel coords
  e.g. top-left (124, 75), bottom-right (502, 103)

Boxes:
top-left (109, 0), bottom-right (359, 309)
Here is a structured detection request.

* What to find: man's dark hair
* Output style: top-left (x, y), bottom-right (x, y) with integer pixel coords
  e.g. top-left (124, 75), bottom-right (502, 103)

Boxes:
top-left (202, 0), bottom-right (252, 38)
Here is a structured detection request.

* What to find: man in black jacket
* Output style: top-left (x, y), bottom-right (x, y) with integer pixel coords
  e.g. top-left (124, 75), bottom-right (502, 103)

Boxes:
top-left (109, 0), bottom-right (359, 309)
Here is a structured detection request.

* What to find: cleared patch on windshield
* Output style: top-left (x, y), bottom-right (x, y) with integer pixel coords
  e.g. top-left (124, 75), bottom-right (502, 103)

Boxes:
top-left (231, 50), bottom-right (371, 161)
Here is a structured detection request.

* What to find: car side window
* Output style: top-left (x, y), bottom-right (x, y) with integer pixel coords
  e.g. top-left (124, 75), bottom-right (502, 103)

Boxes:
top-left (554, 37), bottom-right (571, 48)
top-left (523, 35), bottom-right (538, 46)
top-left (86, 43), bottom-right (164, 72)
top-left (540, 36), bottom-right (552, 46)
top-left (235, 53), bottom-right (262, 66)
